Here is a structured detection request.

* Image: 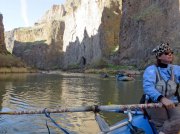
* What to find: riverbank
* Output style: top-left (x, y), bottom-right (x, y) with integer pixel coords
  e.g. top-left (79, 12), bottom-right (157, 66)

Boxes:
top-left (0, 53), bottom-right (141, 75)
top-left (0, 66), bottom-right (142, 75)
top-left (84, 68), bottom-right (141, 75)
top-left (0, 67), bottom-right (38, 73)
top-left (39, 68), bottom-right (141, 77)
top-left (62, 66), bottom-right (141, 75)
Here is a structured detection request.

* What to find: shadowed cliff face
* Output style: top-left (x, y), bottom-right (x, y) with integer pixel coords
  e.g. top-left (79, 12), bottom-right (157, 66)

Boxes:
top-left (13, 40), bottom-right (64, 70)
top-left (5, 5), bottom-right (66, 70)
top-left (117, 0), bottom-right (180, 69)
top-left (0, 14), bottom-right (8, 54)
top-left (11, 21), bottom-right (65, 70)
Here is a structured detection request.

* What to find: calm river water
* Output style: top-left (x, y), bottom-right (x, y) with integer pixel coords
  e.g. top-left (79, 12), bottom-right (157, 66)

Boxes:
top-left (0, 72), bottom-right (143, 134)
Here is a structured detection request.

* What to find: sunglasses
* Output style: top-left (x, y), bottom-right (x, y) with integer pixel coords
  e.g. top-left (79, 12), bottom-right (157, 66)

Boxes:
top-left (164, 51), bottom-right (174, 55)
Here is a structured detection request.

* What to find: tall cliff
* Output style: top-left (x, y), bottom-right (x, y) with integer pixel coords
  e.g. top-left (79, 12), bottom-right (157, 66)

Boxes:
top-left (0, 13), bottom-right (8, 54)
top-left (118, 0), bottom-right (180, 68)
top-left (0, 14), bottom-right (26, 68)
top-left (62, 0), bottom-right (121, 68)
top-left (5, 0), bottom-right (122, 70)
top-left (5, 5), bottom-right (66, 70)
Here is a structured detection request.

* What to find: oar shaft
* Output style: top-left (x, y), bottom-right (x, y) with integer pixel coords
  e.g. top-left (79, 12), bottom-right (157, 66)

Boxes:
top-left (0, 103), bottom-right (165, 115)
top-left (0, 106), bottom-right (94, 115)
top-left (98, 103), bottom-right (163, 111)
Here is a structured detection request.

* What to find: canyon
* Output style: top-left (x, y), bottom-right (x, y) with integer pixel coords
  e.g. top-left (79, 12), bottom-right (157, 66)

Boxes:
top-left (2, 0), bottom-right (180, 70)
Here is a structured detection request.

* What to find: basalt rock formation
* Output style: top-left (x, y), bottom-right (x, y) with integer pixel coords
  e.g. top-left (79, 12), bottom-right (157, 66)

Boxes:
top-left (116, 0), bottom-right (180, 68)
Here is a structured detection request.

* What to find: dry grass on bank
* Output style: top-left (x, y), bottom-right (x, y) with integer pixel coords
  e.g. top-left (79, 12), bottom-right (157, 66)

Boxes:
top-left (0, 67), bottom-right (38, 73)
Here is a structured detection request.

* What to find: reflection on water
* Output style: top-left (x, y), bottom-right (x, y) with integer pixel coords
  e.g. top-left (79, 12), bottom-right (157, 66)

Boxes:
top-left (0, 73), bottom-right (143, 134)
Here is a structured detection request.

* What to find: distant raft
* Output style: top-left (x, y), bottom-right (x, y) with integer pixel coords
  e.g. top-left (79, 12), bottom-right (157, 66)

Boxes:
top-left (116, 74), bottom-right (135, 81)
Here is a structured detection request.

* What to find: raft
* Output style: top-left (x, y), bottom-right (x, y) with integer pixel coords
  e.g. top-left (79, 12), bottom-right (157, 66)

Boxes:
top-left (116, 74), bottom-right (134, 81)
top-left (96, 111), bottom-right (157, 134)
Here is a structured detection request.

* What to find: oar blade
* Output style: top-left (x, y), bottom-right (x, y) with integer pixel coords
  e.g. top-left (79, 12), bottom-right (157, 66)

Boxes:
top-left (95, 113), bottom-right (110, 133)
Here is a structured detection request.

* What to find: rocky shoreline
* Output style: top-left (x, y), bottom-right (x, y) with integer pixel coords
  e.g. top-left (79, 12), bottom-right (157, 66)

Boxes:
top-left (39, 68), bottom-right (142, 76)
top-left (0, 66), bottom-right (142, 75)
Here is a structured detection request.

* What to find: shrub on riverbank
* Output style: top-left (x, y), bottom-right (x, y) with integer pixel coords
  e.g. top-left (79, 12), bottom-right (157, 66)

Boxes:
top-left (0, 54), bottom-right (38, 73)
top-left (0, 54), bottom-right (25, 67)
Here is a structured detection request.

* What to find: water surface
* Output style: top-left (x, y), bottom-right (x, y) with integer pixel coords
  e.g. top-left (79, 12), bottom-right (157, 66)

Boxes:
top-left (0, 72), bottom-right (143, 134)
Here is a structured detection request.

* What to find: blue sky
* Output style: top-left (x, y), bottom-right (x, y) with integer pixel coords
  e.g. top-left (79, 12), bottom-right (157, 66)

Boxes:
top-left (0, 0), bottom-right (65, 31)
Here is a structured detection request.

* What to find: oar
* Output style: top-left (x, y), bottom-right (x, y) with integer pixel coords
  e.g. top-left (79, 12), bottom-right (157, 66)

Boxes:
top-left (0, 103), bottom-right (167, 115)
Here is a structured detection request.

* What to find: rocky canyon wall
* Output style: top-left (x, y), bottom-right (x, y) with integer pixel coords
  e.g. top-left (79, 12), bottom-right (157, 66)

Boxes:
top-left (0, 13), bottom-right (8, 54)
top-left (63, 0), bottom-right (121, 68)
top-left (5, 0), bottom-right (180, 70)
top-left (118, 0), bottom-right (180, 68)
top-left (5, 5), bottom-right (66, 70)
top-left (5, 0), bottom-right (122, 70)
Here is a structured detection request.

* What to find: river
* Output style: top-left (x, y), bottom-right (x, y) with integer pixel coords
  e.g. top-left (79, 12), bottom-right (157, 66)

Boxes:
top-left (0, 72), bottom-right (143, 134)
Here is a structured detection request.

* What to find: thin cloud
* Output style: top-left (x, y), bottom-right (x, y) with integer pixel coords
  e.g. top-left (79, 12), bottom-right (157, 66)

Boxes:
top-left (20, 0), bottom-right (29, 26)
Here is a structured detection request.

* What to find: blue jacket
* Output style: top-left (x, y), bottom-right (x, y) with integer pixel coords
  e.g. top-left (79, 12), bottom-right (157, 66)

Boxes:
top-left (143, 64), bottom-right (180, 102)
